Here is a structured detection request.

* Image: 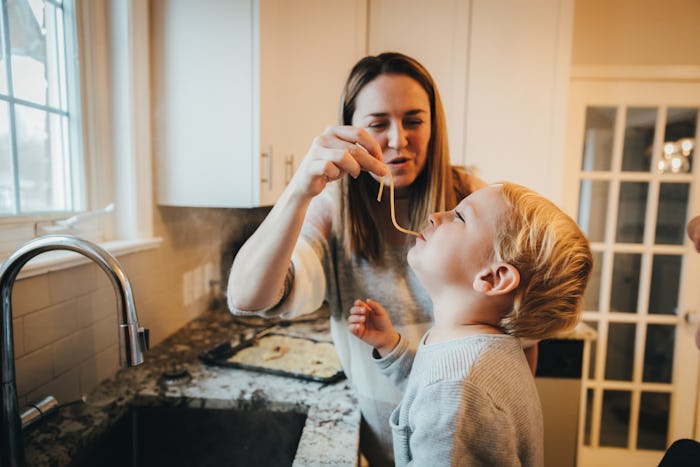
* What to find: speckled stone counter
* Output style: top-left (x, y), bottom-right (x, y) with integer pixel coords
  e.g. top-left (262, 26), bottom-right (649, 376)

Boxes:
top-left (23, 308), bottom-right (360, 466)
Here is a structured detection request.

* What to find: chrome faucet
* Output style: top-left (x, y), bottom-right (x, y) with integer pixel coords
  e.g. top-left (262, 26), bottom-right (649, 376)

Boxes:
top-left (0, 235), bottom-right (150, 467)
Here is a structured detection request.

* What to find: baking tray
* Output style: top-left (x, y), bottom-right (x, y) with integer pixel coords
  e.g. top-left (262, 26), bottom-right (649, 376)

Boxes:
top-left (200, 329), bottom-right (346, 384)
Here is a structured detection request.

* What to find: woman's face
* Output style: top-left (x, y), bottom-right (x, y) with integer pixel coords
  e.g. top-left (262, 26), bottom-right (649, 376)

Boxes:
top-left (351, 74), bottom-right (431, 188)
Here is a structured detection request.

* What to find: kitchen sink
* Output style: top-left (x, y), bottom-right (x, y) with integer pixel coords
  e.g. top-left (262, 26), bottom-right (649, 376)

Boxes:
top-left (67, 404), bottom-right (307, 467)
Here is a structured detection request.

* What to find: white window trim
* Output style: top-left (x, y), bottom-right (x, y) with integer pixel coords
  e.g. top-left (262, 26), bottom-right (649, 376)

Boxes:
top-left (81, 0), bottom-right (154, 241)
top-left (2, 0), bottom-right (160, 272)
top-left (16, 237), bottom-right (162, 280)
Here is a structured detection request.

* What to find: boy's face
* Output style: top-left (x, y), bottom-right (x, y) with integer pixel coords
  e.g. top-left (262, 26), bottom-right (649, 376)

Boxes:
top-left (408, 186), bottom-right (509, 290)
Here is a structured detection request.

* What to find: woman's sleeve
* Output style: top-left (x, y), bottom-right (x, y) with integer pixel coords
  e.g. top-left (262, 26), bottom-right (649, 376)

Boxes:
top-left (227, 189), bottom-right (333, 320)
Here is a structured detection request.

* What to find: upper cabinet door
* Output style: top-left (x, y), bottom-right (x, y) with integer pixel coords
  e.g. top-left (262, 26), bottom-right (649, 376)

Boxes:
top-left (153, 0), bottom-right (257, 207)
top-left (369, 0), bottom-right (574, 204)
top-left (367, 0), bottom-right (471, 167)
top-left (259, 0), bottom-right (367, 206)
top-left (153, 0), bottom-right (366, 208)
top-left (465, 0), bottom-right (574, 203)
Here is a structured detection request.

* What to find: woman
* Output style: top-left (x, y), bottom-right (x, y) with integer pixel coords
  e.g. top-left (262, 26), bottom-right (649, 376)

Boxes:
top-left (228, 52), bottom-right (485, 466)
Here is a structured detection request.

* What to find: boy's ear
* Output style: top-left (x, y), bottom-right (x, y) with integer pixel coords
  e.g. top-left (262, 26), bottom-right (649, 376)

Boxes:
top-left (473, 262), bottom-right (520, 296)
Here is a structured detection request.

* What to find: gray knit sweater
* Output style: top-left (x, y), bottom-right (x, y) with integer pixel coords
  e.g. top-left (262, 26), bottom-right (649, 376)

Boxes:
top-left (376, 332), bottom-right (544, 466)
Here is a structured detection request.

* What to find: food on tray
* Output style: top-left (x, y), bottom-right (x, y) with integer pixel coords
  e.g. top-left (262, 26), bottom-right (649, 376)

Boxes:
top-left (227, 334), bottom-right (342, 378)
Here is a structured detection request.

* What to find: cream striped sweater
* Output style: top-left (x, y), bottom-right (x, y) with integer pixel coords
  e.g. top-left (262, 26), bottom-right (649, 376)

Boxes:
top-left (375, 332), bottom-right (544, 466)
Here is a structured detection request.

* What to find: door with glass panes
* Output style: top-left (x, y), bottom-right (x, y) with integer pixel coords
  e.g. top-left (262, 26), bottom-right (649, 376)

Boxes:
top-left (564, 79), bottom-right (700, 467)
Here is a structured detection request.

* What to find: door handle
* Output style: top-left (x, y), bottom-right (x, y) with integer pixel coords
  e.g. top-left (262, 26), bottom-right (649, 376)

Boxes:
top-left (683, 310), bottom-right (698, 325)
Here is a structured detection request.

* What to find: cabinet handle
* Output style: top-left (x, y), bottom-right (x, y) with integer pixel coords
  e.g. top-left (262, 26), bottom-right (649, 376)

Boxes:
top-left (285, 154), bottom-right (294, 184)
top-left (260, 145), bottom-right (272, 191)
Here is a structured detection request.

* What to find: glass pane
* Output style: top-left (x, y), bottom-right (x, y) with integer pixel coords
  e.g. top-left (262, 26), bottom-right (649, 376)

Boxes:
top-left (578, 181), bottom-right (609, 242)
top-left (0, 101), bottom-right (13, 213)
top-left (658, 107), bottom-right (697, 174)
top-left (622, 107), bottom-right (656, 172)
top-left (583, 251), bottom-right (603, 311)
top-left (605, 322), bottom-right (635, 381)
top-left (586, 320), bottom-right (599, 379)
top-left (584, 388), bottom-right (594, 446)
top-left (649, 255), bottom-right (681, 315)
top-left (643, 324), bottom-right (675, 383)
top-left (9, 0), bottom-right (46, 102)
top-left (600, 390), bottom-right (631, 447)
top-left (0, 1), bottom-right (8, 94)
top-left (637, 392), bottom-right (670, 450)
top-left (610, 253), bottom-right (641, 313)
top-left (47, 3), bottom-right (67, 109)
top-left (16, 105), bottom-right (69, 212)
top-left (616, 182), bottom-right (648, 243)
top-left (655, 183), bottom-right (690, 245)
top-left (581, 107), bottom-right (616, 171)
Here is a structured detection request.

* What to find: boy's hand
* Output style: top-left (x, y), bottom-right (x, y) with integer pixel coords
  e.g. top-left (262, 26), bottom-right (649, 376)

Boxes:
top-left (348, 299), bottom-right (400, 357)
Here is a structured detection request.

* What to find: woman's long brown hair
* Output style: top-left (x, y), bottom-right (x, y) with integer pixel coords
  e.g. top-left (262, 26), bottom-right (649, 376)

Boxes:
top-left (335, 52), bottom-right (469, 262)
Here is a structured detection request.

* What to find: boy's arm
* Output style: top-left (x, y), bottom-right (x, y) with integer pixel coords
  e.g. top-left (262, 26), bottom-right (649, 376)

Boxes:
top-left (349, 299), bottom-right (414, 390)
top-left (348, 299), bottom-right (400, 356)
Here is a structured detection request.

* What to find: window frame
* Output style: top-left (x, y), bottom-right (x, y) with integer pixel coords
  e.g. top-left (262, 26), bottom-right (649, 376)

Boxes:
top-left (0, 0), bottom-right (157, 272)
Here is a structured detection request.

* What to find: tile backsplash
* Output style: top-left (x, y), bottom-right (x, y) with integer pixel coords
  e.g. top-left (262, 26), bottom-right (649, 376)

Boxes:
top-left (9, 205), bottom-right (269, 407)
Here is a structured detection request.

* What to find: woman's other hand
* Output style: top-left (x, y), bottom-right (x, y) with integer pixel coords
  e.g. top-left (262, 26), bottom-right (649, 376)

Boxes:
top-left (290, 126), bottom-right (387, 198)
top-left (348, 298), bottom-right (399, 357)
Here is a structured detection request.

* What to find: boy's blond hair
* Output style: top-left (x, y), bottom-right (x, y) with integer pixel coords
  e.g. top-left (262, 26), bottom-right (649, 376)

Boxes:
top-left (493, 183), bottom-right (593, 340)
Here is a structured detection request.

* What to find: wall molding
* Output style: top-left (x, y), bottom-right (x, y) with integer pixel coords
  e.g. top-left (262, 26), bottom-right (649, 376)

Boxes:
top-left (571, 65), bottom-right (700, 81)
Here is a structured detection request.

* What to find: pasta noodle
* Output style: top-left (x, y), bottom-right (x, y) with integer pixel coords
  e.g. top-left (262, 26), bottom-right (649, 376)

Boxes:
top-left (376, 166), bottom-right (420, 237)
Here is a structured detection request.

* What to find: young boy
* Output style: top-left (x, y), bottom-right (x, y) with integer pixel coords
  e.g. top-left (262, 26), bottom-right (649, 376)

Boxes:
top-left (349, 182), bottom-right (593, 466)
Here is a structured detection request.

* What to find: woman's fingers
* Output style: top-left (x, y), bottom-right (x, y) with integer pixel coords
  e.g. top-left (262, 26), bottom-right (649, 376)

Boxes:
top-left (294, 125), bottom-right (386, 197)
top-left (320, 126), bottom-right (387, 177)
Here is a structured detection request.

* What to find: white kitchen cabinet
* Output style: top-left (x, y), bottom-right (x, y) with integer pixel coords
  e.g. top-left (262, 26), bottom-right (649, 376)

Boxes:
top-left (152, 0), bottom-right (366, 207)
top-left (463, 0), bottom-right (574, 204)
top-left (368, 0), bottom-right (574, 204)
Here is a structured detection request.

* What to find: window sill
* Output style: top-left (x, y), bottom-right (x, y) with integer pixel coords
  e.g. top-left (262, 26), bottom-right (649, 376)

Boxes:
top-left (14, 237), bottom-right (163, 280)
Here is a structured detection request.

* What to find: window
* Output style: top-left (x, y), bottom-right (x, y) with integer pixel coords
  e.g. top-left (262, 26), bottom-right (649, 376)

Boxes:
top-left (0, 0), bottom-right (156, 270)
top-left (0, 0), bottom-right (87, 258)
top-left (0, 0), bottom-right (83, 217)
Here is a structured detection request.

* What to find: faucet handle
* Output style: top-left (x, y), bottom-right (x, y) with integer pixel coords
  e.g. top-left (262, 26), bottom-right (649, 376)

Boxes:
top-left (138, 327), bottom-right (150, 352)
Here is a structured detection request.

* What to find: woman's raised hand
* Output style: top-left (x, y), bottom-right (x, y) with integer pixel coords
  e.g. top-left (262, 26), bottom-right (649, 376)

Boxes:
top-left (290, 126), bottom-right (387, 198)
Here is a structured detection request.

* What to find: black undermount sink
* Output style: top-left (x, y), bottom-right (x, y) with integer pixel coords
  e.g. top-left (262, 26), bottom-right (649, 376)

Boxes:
top-left (67, 404), bottom-right (307, 467)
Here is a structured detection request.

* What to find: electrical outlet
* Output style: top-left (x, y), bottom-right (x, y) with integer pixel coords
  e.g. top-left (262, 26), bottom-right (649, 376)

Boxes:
top-left (193, 266), bottom-right (204, 301)
top-left (182, 270), bottom-right (193, 306)
top-left (203, 261), bottom-right (218, 292)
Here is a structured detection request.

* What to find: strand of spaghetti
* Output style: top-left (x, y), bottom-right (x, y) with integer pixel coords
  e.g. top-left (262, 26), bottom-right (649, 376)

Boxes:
top-left (376, 168), bottom-right (420, 237)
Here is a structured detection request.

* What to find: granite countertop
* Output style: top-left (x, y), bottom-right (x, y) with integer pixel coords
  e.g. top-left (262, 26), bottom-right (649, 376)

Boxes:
top-left (24, 307), bottom-right (360, 466)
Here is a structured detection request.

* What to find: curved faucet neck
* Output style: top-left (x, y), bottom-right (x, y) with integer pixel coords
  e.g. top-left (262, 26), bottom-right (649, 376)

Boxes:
top-left (0, 235), bottom-right (149, 467)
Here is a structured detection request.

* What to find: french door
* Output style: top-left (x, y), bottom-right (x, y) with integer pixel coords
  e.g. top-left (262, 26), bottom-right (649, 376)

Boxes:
top-left (565, 78), bottom-right (700, 467)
